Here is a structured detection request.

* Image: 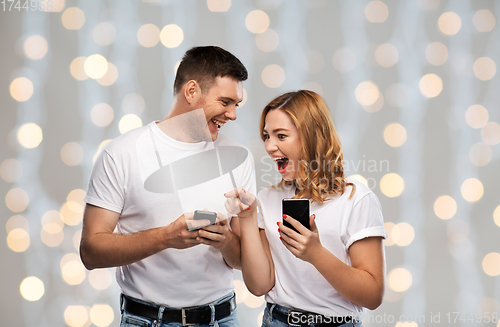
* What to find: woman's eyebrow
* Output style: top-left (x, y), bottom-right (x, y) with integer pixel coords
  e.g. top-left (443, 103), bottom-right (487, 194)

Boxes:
top-left (263, 128), bottom-right (289, 133)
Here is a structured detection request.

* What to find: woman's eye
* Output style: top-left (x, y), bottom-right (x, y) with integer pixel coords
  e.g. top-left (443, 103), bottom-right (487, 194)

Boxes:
top-left (262, 134), bottom-right (269, 139)
top-left (278, 134), bottom-right (286, 139)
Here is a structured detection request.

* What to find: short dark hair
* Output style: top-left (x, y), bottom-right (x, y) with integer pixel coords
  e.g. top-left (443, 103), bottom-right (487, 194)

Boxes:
top-left (173, 46), bottom-right (248, 95)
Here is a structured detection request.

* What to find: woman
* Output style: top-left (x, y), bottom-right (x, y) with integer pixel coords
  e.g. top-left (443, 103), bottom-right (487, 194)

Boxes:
top-left (225, 90), bottom-right (386, 327)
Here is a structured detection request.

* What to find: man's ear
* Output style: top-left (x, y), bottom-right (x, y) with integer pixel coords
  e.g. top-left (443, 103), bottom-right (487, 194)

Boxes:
top-left (184, 80), bottom-right (201, 104)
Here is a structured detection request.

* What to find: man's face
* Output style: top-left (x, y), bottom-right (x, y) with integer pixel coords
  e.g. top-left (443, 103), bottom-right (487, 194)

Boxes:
top-left (194, 76), bottom-right (244, 141)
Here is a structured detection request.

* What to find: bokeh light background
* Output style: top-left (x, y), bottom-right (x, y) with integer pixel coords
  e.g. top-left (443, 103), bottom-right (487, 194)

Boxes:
top-left (1, 0), bottom-right (499, 326)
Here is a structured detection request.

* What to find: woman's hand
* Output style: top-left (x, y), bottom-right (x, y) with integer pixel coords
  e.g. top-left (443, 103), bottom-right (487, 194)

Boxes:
top-left (224, 188), bottom-right (257, 219)
top-left (278, 214), bottom-right (323, 263)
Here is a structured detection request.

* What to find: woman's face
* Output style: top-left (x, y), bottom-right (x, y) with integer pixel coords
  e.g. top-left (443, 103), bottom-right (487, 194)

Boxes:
top-left (262, 109), bottom-right (302, 181)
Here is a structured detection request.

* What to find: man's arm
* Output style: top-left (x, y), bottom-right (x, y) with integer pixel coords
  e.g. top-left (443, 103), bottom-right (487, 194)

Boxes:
top-left (80, 204), bottom-right (202, 270)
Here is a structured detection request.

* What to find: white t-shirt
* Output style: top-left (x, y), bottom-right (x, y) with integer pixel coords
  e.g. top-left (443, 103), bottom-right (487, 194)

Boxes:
top-left (257, 179), bottom-right (386, 318)
top-left (85, 121), bottom-right (256, 307)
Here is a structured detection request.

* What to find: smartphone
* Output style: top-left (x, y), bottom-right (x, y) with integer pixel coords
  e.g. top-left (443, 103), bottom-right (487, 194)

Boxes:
top-left (188, 210), bottom-right (218, 231)
top-left (282, 198), bottom-right (310, 233)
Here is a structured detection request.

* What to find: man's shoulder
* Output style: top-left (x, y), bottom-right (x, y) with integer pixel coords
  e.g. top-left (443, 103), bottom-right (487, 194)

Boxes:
top-left (101, 124), bottom-right (151, 157)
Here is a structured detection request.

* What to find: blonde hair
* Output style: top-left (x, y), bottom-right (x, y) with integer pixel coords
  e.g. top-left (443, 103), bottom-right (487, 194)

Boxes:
top-left (260, 90), bottom-right (355, 203)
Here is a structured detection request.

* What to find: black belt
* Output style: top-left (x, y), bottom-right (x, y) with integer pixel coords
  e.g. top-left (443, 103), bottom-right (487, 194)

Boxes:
top-left (267, 303), bottom-right (353, 327)
top-left (122, 294), bottom-right (235, 326)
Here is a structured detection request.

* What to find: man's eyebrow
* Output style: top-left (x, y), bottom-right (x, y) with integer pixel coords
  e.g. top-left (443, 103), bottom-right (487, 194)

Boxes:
top-left (219, 96), bottom-right (239, 102)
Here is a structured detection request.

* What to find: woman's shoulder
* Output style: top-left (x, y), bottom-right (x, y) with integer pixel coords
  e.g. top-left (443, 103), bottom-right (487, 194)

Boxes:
top-left (342, 177), bottom-right (376, 204)
top-left (257, 185), bottom-right (289, 201)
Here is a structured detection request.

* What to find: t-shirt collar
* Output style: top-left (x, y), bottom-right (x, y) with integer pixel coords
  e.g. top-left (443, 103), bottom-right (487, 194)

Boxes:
top-left (149, 121), bottom-right (210, 150)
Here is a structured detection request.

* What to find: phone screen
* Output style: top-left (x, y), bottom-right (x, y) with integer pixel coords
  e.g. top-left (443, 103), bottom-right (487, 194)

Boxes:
top-left (188, 210), bottom-right (218, 231)
top-left (282, 199), bottom-right (310, 233)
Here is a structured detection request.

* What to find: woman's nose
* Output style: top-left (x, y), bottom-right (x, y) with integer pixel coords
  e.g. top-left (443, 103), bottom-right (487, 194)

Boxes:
top-left (265, 138), bottom-right (278, 153)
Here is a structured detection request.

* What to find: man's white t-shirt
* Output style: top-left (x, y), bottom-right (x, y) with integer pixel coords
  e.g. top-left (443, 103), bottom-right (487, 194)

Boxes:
top-left (257, 179), bottom-right (386, 319)
top-left (85, 121), bottom-right (256, 307)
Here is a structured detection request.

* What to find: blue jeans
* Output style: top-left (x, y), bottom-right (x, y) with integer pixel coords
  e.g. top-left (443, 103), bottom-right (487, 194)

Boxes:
top-left (261, 303), bottom-right (362, 327)
top-left (120, 292), bottom-right (239, 327)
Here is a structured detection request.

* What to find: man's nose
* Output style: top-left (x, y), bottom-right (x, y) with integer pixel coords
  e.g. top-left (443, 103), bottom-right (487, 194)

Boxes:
top-left (225, 105), bottom-right (237, 121)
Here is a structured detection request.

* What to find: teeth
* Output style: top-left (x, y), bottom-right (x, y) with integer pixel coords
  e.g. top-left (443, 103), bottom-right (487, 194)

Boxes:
top-left (273, 157), bottom-right (287, 162)
top-left (212, 119), bottom-right (225, 129)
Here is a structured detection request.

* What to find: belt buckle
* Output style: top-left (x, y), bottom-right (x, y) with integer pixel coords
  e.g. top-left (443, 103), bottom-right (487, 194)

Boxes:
top-left (287, 311), bottom-right (304, 327)
top-left (181, 308), bottom-right (195, 326)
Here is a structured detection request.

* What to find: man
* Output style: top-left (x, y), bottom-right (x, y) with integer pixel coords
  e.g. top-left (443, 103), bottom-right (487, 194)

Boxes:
top-left (80, 46), bottom-right (256, 326)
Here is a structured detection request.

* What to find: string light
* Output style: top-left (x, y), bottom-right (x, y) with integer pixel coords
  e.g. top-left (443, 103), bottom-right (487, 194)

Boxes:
top-left (20, 277), bottom-right (45, 301)
top-left (261, 64), bottom-right (285, 88)
top-left (434, 196), bottom-right (457, 220)
top-left (438, 12), bottom-right (461, 36)
top-left (10, 77), bottom-right (34, 102)
top-left (256, 29), bottom-right (279, 52)
top-left (23, 35), bottom-right (48, 60)
top-left (245, 10), bottom-right (270, 33)
top-left (355, 81), bottom-right (379, 106)
top-left (137, 24), bottom-right (160, 47)
top-left (365, 1), bottom-right (389, 23)
top-left (62, 7), bottom-right (85, 30)
top-left (207, 0), bottom-right (231, 12)
top-left (388, 268), bottom-right (412, 292)
top-left (383, 123), bottom-right (407, 147)
top-left (160, 24), bottom-right (184, 48)
top-left (380, 173), bottom-right (405, 198)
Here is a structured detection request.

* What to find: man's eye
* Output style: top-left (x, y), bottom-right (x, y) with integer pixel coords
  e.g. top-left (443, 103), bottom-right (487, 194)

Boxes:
top-left (222, 101), bottom-right (229, 106)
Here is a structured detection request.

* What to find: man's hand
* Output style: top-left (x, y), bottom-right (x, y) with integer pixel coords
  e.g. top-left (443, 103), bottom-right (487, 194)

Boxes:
top-left (164, 212), bottom-right (208, 249)
top-left (195, 212), bottom-right (242, 269)
top-left (197, 213), bottom-right (233, 249)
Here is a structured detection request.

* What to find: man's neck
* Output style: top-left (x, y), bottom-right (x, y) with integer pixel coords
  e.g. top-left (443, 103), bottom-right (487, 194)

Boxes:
top-left (157, 107), bottom-right (213, 143)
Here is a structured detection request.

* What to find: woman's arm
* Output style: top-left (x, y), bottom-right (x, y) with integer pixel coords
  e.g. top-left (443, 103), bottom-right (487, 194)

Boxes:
top-left (311, 237), bottom-right (385, 310)
top-left (279, 215), bottom-right (386, 310)
top-left (225, 190), bottom-right (275, 296)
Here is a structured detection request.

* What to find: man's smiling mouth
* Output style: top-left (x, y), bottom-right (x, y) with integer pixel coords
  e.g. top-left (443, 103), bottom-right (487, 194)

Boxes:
top-left (211, 118), bottom-right (226, 130)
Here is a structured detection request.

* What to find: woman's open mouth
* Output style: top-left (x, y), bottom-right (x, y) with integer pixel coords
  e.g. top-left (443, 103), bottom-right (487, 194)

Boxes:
top-left (273, 156), bottom-right (289, 173)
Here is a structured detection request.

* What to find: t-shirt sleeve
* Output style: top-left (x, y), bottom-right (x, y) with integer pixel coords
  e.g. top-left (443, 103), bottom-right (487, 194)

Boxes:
top-left (344, 192), bottom-right (386, 250)
top-left (257, 197), bottom-right (265, 229)
top-left (84, 149), bottom-right (125, 213)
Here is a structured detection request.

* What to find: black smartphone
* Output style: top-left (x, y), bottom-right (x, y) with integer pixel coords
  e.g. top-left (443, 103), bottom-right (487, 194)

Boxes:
top-left (188, 210), bottom-right (218, 231)
top-left (282, 198), bottom-right (310, 233)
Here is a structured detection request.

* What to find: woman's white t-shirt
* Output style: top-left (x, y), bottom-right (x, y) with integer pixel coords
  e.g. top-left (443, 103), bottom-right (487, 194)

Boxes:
top-left (257, 179), bottom-right (386, 319)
